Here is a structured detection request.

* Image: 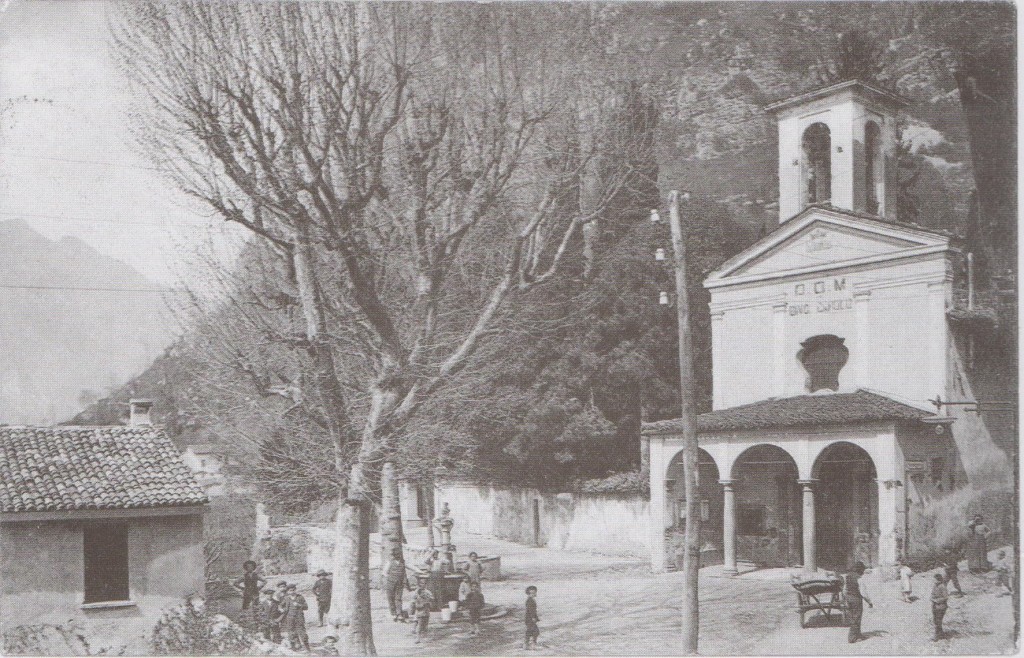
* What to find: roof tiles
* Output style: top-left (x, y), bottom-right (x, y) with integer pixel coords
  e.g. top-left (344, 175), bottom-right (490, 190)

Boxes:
top-left (0, 426), bottom-right (208, 513)
top-left (642, 390), bottom-right (934, 435)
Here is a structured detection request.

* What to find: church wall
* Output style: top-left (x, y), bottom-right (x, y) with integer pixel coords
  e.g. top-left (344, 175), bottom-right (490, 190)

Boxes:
top-left (710, 253), bottom-right (950, 410)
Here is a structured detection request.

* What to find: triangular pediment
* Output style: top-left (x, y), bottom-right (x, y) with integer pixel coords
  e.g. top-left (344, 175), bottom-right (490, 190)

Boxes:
top-left (705, 207), bottom-right (951, 288)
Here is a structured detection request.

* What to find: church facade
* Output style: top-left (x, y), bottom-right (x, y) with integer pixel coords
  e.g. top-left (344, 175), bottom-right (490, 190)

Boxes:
top-left (644, 80), bottom-right (967, 575)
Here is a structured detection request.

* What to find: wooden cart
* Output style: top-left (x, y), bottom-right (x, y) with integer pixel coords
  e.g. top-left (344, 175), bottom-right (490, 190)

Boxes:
top-left (792, 578), bottom-right (847, 629)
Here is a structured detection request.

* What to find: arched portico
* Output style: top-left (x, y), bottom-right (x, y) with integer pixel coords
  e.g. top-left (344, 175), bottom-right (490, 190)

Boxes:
top-left (646, 410), bottom-right (911, 575)
top-left (726, 445), bottom-right (802, 572)
top-left (664, 449), bottom-right (724, 570)
top-left (812, 442), bottom-right (879, 571)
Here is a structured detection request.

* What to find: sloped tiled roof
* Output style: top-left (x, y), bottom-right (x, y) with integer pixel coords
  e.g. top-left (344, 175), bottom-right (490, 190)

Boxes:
top-left (0, 426), bottom-right (209, 513)
top-left (642, 390), bottom-right (935, 435)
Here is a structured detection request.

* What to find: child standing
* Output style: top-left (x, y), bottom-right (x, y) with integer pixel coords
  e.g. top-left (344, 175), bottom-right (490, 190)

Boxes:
top-left (465, 552), bottom-right (484, 585)
top-left (465, 582), bottom-right (485, 636)
top-left (930, 572), bottom-right (949, 641)
top-left (523, 585), bottom-right (540, 650)
top-left (411, 585), bottom-right (435, 644)
top-left (234, 560), bottom-right (266, 611)
top-left (312, 570), bottom-right (332, 627)
top-left (995, 549), bottom-right (1014, 596)
top-left (283, 584), bottom-right (310, 651)
top-left (257, 588), bottom-right (280, 643)
top-left (899, 560), bottom-right (914, 603)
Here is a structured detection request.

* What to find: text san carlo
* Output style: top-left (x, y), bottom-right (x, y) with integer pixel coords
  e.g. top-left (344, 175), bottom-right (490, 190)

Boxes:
top-left (787, 277), bottom-right (853, 316)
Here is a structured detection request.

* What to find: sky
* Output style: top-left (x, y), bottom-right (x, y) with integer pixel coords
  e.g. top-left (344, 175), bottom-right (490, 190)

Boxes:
top-left (0, 0), bottom-right (241, 285)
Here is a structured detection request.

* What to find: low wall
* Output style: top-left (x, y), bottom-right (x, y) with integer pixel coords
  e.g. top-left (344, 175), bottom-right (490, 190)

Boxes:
top-left (434, 483), bottom-right (650, 557)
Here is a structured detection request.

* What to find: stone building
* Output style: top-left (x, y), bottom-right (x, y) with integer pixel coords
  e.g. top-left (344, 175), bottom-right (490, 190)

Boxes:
top-left (644, 80), bottom-right (967, 575)
top-left (0, 400), bottom-right (207, 648)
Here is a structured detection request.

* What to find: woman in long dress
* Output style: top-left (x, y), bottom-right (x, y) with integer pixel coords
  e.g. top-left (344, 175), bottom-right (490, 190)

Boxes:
top-left (967, 514), bottom-right (991, 573)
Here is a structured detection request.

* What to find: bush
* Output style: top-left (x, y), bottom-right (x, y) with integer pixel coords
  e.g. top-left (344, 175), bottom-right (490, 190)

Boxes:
top-left (579, 470), bottom-right (650, 496)
top-left (908, 484), bottom-right (1014, 568)
top-left (2, 621), bottom-right (124, 656)
top-left (150, 597), bottom-right (259, 656)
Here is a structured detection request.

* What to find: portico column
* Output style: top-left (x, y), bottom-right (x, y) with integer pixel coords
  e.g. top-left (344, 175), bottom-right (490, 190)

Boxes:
top-left (799, 479), bottom-right (817, 573)
top-left (720, 479), bottom-right (737, 576)
top-left (876, 478), bottom-right (900, 570)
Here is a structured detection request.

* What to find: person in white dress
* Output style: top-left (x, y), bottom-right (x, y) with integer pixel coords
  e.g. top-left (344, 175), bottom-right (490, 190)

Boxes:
top-left (899, 559), bottom-right (914, 603)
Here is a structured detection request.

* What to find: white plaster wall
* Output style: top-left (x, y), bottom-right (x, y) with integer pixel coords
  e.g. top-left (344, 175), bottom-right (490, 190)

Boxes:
top-left (710, 254), bottom-right (950, 410)
top-left (552, 495), bottom-right (650, 554)
top-left (433, 483), bottom-right (650, 557)
top-left (181, 448), bottom-right (223, 476)
top-left (434, 484), bottom-right (498, 537)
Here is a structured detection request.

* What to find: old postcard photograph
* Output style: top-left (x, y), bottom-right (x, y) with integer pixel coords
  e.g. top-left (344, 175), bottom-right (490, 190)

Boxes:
top-left (0, 1), bottom-right (1017, 655)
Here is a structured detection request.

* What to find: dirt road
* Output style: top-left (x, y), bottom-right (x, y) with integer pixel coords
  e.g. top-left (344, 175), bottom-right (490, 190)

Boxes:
top-left (293, 532), bottom-right (1015, 656)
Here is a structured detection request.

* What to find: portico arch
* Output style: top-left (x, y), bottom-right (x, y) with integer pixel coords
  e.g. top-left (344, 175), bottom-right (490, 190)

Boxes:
top-left (812, 441), bottom-right (879, 571)
top-left (665, 449), bottom-right (724, 570)
top-left (729, 444), bottom-right (802, 568)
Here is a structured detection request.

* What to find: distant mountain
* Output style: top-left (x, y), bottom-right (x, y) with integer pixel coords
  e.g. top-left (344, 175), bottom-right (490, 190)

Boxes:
top-left (0, 219), bottom-right (175, 424)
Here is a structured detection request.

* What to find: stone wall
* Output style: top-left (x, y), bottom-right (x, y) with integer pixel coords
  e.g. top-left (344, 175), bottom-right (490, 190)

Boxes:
top-left (433, 483), bottom-right (650, 557)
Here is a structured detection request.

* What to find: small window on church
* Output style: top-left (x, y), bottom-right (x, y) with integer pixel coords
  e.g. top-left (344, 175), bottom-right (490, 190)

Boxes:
top-left (798, 335), bottom-right (849, 392)
top-left (865, 121), bottom-right (882, 215)
top-left (802, 123), bottom-right (831, 206)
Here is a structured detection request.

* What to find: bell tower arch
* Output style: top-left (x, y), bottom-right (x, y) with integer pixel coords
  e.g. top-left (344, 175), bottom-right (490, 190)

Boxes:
top-left (767, 80), bottom-right (908, 224)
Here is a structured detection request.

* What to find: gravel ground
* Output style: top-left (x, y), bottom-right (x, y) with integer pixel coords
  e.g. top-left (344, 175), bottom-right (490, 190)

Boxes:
top-left (239, 530), bottom-right (1016, 656)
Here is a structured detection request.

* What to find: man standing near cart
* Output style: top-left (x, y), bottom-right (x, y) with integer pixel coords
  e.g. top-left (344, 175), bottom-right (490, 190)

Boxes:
top-left (843, 561), bottom-right (873, 643)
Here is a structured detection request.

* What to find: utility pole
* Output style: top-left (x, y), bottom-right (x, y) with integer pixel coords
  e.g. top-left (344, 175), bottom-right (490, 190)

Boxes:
top-left (667, 190), bottom-right (701, 654)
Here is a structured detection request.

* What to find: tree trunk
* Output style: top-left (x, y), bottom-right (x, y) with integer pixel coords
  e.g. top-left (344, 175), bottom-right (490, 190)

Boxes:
top-left (668, 191), bottom-right (701, 655)
top-left (380, 463), bottom-right (404, 583)
top-left (332, 463), bottom-right (376, 656)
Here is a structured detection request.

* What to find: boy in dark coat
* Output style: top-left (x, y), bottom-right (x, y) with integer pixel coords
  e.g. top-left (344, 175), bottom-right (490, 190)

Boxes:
top-left (258, 588), bottom-right (281, 643)
top-left (523, 585), bottom-right (540, 650)
top-left (312, 570), bottom-right (332, 627)
top-left (930, 572), bottom-right (949, 640)
top-left (283, 584), bottom-right (310, 651)
top-left (465, 582), bottom-right (485, 636)
top-left (842, 562), bottom-right (873, 643)
top-left (233, 560), bottom-right (266, 611)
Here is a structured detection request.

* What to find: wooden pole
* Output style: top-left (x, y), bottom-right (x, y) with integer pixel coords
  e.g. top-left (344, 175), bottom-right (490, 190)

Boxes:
top-left (667, 190), bottom-right (701, 654)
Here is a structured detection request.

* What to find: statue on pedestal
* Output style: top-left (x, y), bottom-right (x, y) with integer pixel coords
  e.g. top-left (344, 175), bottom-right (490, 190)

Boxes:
top-left (435, 502), bottom-right (454, 550)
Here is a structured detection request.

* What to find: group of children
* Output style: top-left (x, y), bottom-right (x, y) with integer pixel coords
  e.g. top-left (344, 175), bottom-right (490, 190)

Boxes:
top-left (233, 561), bottom-right (336, 655)
top-left (234, 551), bottom-right (546, 652)
top-left (894, 549), bottom-right (1014, 642)
top-left (405, 550), bottom-right (490, 644)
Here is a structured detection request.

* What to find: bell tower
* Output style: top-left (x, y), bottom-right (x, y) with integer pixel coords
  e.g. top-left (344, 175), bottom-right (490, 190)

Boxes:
top-left (766, 80), bottom-right (908, 224)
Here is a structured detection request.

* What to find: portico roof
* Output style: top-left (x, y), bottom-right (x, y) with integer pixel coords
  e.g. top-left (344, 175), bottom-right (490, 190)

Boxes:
top-left (642, 389), bottom-right (937, 436)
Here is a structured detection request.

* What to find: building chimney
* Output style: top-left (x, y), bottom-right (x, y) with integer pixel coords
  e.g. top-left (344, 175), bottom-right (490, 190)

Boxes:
top-left (129, 399), bottom-right (154, 427)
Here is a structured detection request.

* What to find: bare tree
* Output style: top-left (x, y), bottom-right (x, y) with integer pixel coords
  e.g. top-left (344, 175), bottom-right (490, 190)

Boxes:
top-left (116, 3), bottom-right (646, 653)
